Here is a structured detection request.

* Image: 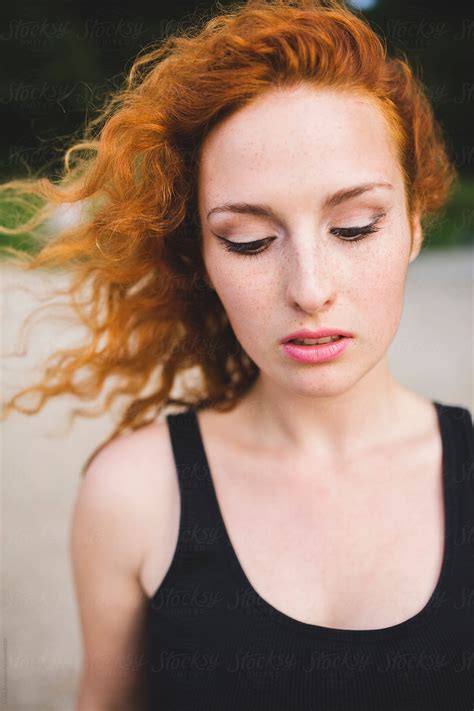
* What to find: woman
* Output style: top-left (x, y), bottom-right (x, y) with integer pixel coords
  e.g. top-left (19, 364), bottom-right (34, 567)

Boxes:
top-left (1, 0), bottom-right (472, 709)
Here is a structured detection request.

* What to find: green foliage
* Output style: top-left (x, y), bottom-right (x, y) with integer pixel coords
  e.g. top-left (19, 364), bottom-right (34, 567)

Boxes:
top-left (422, 178), bottom-right (474, 249)
top-left (0, 192), bottom-right (49, 257)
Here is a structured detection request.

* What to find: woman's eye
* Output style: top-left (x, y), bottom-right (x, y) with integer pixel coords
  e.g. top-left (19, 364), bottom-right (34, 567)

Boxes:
top-left (330, 222), bottom-right (381, 242)
top-left (214, 214), bottom-right (384, 257)
top-left (215, 235), bottom-right (273, 258)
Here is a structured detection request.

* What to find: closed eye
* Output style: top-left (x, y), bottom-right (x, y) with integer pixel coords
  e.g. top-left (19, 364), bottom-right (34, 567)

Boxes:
top-left (212, 212), bottom-right (386, 257)
top-left (330, 221), bottom-right (382, 240)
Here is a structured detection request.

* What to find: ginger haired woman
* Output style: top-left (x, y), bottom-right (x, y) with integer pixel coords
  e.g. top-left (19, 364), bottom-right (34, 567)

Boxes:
top-left (2, 1), bottom-right (472, 709)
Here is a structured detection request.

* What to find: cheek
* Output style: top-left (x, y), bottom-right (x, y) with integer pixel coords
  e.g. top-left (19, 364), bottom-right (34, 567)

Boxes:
top-left (215, 275), bottom-right (270, 329)
top-left (206, 245), bottom-right (269, 305)
top-left (207, 255), bottom-right (274, 341)
top-left (350, 242), bottom-right (409, 334)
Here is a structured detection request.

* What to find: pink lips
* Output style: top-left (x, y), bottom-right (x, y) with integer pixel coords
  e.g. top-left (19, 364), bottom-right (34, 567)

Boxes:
top-left (280, 328), bottom-right (353, 364)
top-left (281, 337), bottom-right (351, 364)
top-left (280, 327), bottom-right (353, 343)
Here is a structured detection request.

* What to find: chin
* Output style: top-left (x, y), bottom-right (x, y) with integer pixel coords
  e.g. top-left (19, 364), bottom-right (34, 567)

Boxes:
top-left (274, 368), bottom-right (358, 399)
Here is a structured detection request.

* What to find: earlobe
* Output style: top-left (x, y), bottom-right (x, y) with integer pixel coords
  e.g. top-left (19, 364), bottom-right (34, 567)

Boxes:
top-left (408, 212), bottom-right (423, 263)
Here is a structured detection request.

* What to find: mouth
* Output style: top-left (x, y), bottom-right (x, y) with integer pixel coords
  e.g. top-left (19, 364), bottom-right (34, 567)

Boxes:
top-left (281, 334), bottom-right (352, 363)
top-left (285, 335), bottom-right (345, 346)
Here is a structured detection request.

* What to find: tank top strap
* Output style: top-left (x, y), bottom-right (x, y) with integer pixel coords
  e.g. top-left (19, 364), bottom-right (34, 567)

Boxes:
top-left (441, 404), bottom-right (473, 517)
top-left (437, 403), bottom-right (474, 592)
top-left (165, 408), bottom-right (228, 563)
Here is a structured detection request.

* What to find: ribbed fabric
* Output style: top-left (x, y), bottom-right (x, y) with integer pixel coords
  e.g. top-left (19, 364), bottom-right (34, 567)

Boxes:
top-left (147, 400), bottom-right (474, 711)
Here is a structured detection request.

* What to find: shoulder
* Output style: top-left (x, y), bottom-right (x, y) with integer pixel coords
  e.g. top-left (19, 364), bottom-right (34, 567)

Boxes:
top-left (70, 419), bottom-right (178, 706)
top-left (75, 418), bottom-right (177, 575)
top-left (84, 418), bottom-right (173, 478)
top-left (81, 418), bottom-right (175, 501)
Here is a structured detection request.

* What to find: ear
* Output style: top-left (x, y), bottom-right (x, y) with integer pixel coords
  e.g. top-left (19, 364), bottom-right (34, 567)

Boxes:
top-left (408, 211), bottom-right (423, 263)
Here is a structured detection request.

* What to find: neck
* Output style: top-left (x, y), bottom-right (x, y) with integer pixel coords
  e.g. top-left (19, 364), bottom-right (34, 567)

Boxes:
top-left (235, 356), bottom-right (409, 463)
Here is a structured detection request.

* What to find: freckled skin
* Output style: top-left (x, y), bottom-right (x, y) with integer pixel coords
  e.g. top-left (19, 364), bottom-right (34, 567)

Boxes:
top-left (197, 85), bottom-right (424, 456)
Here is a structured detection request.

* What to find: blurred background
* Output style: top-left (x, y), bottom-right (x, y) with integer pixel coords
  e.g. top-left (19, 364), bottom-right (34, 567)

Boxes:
top-left (1, 0), bottom-right (474, 251)
top-left (1, 0), bottom-right (473, 708)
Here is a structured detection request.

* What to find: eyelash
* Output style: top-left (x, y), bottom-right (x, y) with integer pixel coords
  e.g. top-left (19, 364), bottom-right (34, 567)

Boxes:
top-left (215, 216), bottom-right (384, 258)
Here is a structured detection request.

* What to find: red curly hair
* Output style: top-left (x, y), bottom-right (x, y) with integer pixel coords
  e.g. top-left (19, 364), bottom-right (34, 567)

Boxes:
top-left (0, 0), bottom-right (457, 476)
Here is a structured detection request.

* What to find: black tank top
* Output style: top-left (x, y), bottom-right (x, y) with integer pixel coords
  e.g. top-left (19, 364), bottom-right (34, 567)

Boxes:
top-left (146, 400), bottom-right (474, 711)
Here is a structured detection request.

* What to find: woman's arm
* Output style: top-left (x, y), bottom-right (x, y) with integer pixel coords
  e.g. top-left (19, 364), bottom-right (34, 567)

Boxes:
top-left (70, 443), bottom-right (151, 711)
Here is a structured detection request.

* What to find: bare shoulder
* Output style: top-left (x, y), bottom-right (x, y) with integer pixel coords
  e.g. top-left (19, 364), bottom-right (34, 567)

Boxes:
top-left (76, 418), bottom-right (179, 594)
top-left (70, 419), bottom-right (178, 707)
top-left (82, 418), bottom-right (175, 490)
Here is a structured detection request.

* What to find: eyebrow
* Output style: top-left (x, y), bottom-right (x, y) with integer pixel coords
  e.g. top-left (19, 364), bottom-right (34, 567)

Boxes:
top-left (206, 181), bottom-right (394, 220)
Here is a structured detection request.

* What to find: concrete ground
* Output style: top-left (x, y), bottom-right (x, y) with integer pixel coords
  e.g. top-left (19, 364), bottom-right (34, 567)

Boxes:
top-left (1, 245), bottom-right (473, 709)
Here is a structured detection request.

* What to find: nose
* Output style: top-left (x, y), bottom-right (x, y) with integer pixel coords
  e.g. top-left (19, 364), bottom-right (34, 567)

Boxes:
top-left (284, 245), bottom-right (338, 314)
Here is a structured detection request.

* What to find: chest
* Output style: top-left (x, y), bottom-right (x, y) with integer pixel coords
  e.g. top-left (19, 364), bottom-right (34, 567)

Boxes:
top-left (142, 425), bottom-right (445, 631)
top-left (194, 432), bottom-right (445, 630)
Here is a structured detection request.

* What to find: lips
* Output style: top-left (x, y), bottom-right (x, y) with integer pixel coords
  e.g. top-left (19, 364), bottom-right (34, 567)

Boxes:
top-left (281, 333), bottom-right (352, 363)
top-left (288, 335), bottom-right (343, 345)
top-left (281, 328), bottom-right (353, 344)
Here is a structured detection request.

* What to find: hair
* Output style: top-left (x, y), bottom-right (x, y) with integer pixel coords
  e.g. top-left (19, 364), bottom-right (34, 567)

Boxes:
top-left (1, 0), bottom-right (457, 477)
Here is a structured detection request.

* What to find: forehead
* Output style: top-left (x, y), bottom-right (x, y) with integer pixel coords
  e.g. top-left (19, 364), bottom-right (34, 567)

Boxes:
top-left (198, 86), bottom-right (400, 202)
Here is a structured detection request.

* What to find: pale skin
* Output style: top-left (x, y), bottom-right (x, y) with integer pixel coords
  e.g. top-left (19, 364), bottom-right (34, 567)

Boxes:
top-left (198, 84), bottom-right (425, 463)
top-left (190, 83), bottom-right (443, 623)
top-left (70, 85), bottom-right (445, 709)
